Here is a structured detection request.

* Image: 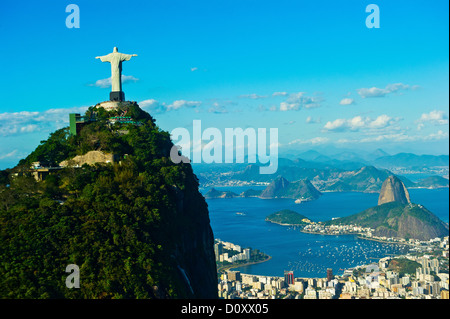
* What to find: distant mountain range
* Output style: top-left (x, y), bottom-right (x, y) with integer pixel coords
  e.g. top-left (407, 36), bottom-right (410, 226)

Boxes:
top-left (196, 149), bottom-right (449, 191)
top-left (373, 153), bottom-right (449, 170)
top-left (204, 177), bottom-right (322, 201)
top-left (260, 177), bottom-right (321, 201)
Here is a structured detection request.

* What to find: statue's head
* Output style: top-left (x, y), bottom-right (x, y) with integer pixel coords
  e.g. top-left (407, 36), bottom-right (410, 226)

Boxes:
top-left (113, 47), bottom-right (118, 52)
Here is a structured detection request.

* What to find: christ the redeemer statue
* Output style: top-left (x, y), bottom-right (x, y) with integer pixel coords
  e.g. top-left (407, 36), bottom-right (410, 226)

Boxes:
top-left (96, 47), bottom-right (137, 101)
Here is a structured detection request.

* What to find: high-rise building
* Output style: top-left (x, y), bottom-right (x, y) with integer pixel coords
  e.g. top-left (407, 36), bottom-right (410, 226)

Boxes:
top-left (227, 270), bottom-right (241, 282)
top-left (243, 248), bottom-right (251, 260)
top-left (284, 271), bottom-right (294, 285)
top-left (327, 268), bottom-right (334, 282)
top-left (214, 242), bottom-right (223, 261)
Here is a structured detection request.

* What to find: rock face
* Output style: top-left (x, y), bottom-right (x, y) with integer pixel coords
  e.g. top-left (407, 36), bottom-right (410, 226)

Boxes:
top-left (260, 176), bottom-right (290, 198)
top-left (59, 150), bottom-right (117, 167)
top-left (378, 175), bottom-right (411, 206)
top-left (260, 176), bottom-right (321, 201)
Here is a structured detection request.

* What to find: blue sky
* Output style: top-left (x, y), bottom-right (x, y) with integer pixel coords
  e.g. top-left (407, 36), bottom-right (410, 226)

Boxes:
top-left (0, 0), bottom-right (448, 169)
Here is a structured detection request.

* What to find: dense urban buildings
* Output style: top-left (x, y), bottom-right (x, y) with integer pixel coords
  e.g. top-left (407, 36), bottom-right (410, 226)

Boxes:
top-left (218, 236), bottom-right (449, 299)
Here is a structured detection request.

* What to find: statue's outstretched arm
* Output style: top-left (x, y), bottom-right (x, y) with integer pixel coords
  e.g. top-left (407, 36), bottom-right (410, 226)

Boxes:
top-left (120, 53), bottom-right (138, 62)
top-left (95, 54), bottom-right (112, 62)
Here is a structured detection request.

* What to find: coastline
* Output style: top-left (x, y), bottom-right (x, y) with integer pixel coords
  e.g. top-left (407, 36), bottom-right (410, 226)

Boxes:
top-left (265, 220), bottom-right (306, 227)
top-left (217, 255), bottom-right (272, 273)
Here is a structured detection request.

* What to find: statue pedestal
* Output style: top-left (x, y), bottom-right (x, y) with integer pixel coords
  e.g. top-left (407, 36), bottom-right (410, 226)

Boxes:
top-left (110, 91), bottom-right (125, 101)
top-left (95, 100), bottom-right (133, 111)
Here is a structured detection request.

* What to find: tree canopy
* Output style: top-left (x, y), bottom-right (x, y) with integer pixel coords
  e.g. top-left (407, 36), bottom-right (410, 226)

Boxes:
top-left (0, 104), bottom-right (213, 298)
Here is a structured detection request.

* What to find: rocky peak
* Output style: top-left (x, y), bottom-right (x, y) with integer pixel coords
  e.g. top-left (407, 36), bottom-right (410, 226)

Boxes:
top-left (378, 175), bottom-right (411, 206)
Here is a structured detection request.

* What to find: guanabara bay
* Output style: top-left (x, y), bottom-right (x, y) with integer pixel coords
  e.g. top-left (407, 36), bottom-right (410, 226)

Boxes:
top-left (0, 101), bottom-right (218, 298)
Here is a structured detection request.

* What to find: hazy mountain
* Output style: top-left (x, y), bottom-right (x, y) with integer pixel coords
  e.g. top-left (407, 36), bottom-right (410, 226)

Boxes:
top-left (373, 153), bottom-right (449, 169)
top-left (365, 148), bottom-right (390, 161)
top-left (416, 176), bottom-right (449, 188)
top-left (260, 177), bottom-right (322, 201)
top-left (204, 188), bottom-right (239, 199)
top-left (297, 150), bottom-right (325, 161)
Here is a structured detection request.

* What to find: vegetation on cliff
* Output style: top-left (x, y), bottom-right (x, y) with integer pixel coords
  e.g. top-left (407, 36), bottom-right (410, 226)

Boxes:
top-left (325, 202), bottom-right (449, 241)
top-left (0, 104), bottom-right (217, 298)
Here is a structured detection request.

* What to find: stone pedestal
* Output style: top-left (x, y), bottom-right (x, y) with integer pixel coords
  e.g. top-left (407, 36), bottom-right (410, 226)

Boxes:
top-left (110, 91), bottom-right (125, 101)
top-left (95, 100), bottom-right (133, 111)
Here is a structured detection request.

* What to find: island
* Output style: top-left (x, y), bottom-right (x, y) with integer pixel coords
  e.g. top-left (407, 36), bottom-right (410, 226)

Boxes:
top-left (259, 176), bottom-right (322, 201)
top-left (204, 188), bottom-right (239, 199)
top-left (265, 209), bottom-right (312, 226)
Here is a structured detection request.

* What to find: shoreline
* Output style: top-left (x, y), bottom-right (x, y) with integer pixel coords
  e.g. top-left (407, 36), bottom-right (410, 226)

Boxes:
top-left (217, 255), bottom-right (272, 273)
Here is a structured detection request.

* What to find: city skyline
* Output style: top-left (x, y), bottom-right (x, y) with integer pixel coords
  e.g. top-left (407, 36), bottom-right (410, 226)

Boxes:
top-left (0, 0), bottom-right (448, 169)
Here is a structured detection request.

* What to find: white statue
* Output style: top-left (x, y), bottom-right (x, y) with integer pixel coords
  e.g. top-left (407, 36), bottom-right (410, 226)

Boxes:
top-left (96, 47), bottom-right (137, 94)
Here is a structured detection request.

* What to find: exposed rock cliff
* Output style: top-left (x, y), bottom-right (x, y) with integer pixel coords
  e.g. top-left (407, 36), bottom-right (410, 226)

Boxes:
top-left (59, 150), bottom-right (117, 167)
top-left (378, 175), bottom-right (411, 206)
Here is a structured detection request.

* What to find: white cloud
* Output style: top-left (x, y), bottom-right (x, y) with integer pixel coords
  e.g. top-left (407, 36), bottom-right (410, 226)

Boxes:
top-left (368, 114), bottom-right (393, 129)
top-left (0, 150), bottom-right (19, 160)
top-left (139, 99), bottom-right (167, 114)
top-left (208, 102), bottom-right (228, 114)
top-left (339, 98), bottom-right (355, 105)
top-left (190, 67), bottom-right (198, 72)
top-left (333, 130), bottom-right (448, 144)
top-left (323, 114), bottom-right (401, 132)
top-left (0, 106), bottom-right (88, 137)
top-left (139, 99), bottom-right (202, 113)
top-left (166, 100), bottom-right (201, 110)
top-left (306, 116), bottom-right (321, 124)
top-left (90, 74), bottom-right (139, 88)
top-left (288, 137), bottom-right (330, 145)
top-left (239, 93), bottom-right (268, 99)
top-left (357, 83), bottom-right (411, 98)
top-left (418, 110), bottom-right (449, 125)
top-left (279, 92), bottom-right (322, 111)
top-left (324, 118), bottom-right (348, 131)
top-left (272, 92), bottom-right (288, 97)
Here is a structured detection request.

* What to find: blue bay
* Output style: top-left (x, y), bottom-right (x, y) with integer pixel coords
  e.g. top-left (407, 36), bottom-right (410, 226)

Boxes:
top-left (204, 187), bottom-right (449, 278)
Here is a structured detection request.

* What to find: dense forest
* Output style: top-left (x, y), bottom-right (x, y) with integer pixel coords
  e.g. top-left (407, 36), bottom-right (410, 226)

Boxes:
top-left (0, 103), bottom-right (217, 298)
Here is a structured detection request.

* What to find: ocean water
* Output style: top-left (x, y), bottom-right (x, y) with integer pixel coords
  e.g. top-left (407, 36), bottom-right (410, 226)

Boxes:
top-left (204, 187), bottom-right (449, 278)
